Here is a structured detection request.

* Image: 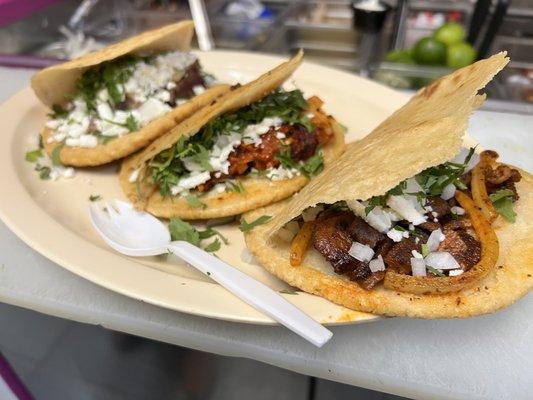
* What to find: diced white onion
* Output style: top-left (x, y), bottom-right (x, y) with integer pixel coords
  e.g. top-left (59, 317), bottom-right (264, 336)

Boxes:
top-left (386, 195), bottom-right (427, 225)
top-left (440, 183), bottom-right (456, 200)
top-left (346, 200), bottom-right (392, 233)
top-left (427, 228), bottom-right (445, 252)
top-left (449, 269), bottom-right (464, 277)
top-left (349, 242), bottom-right (374, 262)
top-left (386, 228), bottom-right (405, 243)
top-left (128, 168), bottom-right (140, 183)
top-left (411, 250), bottom-right (423, 259)
top-left (405, 177), bottom-right (422, 194)
top-left (425, 251), bottom-right (461, 270)
top-left (451, 206), bottom-right (465, 216)
top-left (411, 258), bottom-right (427, 277)
top-left (369, 255), bottom-right (385, 272)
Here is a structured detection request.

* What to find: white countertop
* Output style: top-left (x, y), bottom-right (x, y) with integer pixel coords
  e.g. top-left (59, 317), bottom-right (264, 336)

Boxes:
top-left (1, 67), bottom-right (532, 400)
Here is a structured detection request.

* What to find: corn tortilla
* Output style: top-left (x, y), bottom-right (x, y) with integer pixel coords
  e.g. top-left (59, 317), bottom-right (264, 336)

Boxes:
top-left (245, 53), bottom-right (532, 318)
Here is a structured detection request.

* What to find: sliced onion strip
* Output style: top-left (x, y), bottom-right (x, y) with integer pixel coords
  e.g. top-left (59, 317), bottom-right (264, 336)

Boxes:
top-left (290, 221), bottom-right (315, 267)
top-left (471, 152), bottom-right (498, 222)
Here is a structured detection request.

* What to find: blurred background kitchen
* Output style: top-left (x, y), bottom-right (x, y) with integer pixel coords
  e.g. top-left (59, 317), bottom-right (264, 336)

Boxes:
top-left (0, 1), bottom-right (531, 399)
top-left (0, 0), bottom-right (532, 113)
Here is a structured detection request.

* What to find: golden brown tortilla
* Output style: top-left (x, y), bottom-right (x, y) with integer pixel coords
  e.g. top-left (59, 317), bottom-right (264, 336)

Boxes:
top-left (244, 52), bottom-right (532, 318)
top-left (119, 50), bottom-right (346, 219)
top-left (33, 21), bottom-right (231, 166)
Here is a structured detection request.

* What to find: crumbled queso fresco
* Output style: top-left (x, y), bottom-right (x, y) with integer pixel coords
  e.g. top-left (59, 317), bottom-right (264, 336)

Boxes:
top-left (46, 51), bottom-right (200, 148)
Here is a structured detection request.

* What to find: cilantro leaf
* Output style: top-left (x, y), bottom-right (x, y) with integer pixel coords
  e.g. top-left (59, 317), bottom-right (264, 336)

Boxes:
top-left (198, 227), bottom-right (229, 244)
top-left (426, 265), bottom-right (445, 277)
top-left (489, 189), bottom-right (515, 202)
top-left (185, 193), bottom-right (207, 209)
top-left (168, 218), bottom-right (229, 251)
top-left (35, 164), bottom-right (51, 180)
top-left (124, 115), bottom-right (138, 132)
top-left (204, 238), bottom-right (221, 253)
top-left (239, 215), bottom-right (272, 232)
top-left (48, 104), bottom-right (69, 119)
top-left (279, 289), bottom-right (299, 295)
top-left (421, 243), bottom-right (429, 257)
top-left (226, 180), bottom-right (245, 193)
top-left (490, 190), bottom-right (516, 222)
top-left (89, 194), bottom-right (101, 202)
top-left (300, 152), bottom-right (324, 177)
top-left (25, 149), bottom-right (43, 163)
top-left (168, 218), bottom-right (200, 246)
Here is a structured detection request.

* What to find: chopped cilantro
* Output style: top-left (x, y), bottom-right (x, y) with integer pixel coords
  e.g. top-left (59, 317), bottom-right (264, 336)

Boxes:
top-left (279, 289), bottom-right (299, 295)
top-left (89, 194), bottom-right (101, 202)
top-left (185, 193), bottom-right (207, 209)
top-left (426, 265), bottom-right (445, 277)
top-left (300, 151), bottom-right (324, 177)
top-left (204, 238), bottom-right (221, 253)
top-left (48, 104), bottom-right (69, 119)
top-left (168, 218), bottom-right (228, 252)
top-left (226, 180), bottom-right (245, 193)
top-left (35, 164), bottom-right (51, 180)
top-left (169, 218), bottom-right (201, 246)
top-left (239, 215), bottom-right (272, 232)
top-left (276, 148), bottom-right (324, 178)
top-left (124, 115), bottom-right (139, 132)
top-left (489, 189), bottom-right (516, 222)
top-left (25, 149), bottom-right (43, 163)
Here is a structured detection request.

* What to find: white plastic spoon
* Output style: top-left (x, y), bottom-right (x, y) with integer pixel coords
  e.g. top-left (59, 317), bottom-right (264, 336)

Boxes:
top-left (88, 200), bottom-right (332, 347)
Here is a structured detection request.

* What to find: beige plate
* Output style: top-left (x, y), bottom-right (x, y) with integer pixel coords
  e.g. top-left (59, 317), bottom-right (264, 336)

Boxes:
top-left (0, 51), bottom-right (408, 325)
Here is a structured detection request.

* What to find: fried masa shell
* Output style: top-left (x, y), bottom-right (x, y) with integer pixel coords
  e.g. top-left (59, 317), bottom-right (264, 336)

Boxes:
top-left (118, 50), bottom-right (346, 219)
top-left (32, 21), bottom-right (231, 166)
top-left (244, 53), bottom-right (532, 318)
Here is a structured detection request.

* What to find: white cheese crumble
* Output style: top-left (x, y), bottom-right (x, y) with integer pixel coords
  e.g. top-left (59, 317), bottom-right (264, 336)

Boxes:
top-left (128, 168), bottom-right (140, 183)
top-left (47, 50), bottom-right (199, 149)
top-left (451, 206), bottom-right (465, 215)
top-left (170, 171), bottom-right (211, 195)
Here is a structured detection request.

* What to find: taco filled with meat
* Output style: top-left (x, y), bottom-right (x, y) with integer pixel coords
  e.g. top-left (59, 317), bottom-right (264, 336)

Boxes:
top-left (32, 21), bottom-right (230, 167)
top-left (119, 50), bottom-right (346, 219)
top-left (245, 52), bottom-right (532, 318)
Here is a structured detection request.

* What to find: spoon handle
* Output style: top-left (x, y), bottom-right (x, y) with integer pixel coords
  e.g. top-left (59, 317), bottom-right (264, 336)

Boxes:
top-left (168, 241), bottom-right (332, 347)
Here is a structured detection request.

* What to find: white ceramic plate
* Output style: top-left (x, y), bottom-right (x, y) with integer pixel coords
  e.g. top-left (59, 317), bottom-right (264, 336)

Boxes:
top-left (0, 50), bottom-right (408, 325)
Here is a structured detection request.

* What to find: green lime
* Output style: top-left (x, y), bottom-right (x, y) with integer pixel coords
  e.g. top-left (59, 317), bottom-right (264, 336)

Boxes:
top-left (413, 37), bottom-right (447, 65)
top-left (446, 42), bottom-right (477, 68)
top-left (386, 50), bottom-right (416, 64)
top-left (433, 22), bottom-right (465, 46)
